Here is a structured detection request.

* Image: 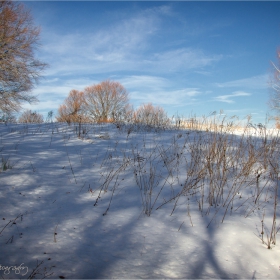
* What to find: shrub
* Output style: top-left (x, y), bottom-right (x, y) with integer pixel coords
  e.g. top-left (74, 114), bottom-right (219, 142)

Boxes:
top-left (82, 80), bottom-right (129, 123)
top-left (133, 103), bottom-right (170, 128)
top-left (18, 110), bottom-right (44, 123)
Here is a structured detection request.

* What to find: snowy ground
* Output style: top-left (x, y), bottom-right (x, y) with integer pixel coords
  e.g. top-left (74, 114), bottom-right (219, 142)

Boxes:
top-left (0, 122), bottom-right (280, 279)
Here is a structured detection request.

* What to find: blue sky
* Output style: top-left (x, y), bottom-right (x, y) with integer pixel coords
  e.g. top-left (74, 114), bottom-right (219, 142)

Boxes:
top-left (22, 1), bottom-right (280, 124)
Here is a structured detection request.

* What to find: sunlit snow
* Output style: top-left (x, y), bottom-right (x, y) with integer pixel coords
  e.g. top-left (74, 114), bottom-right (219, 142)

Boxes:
top-left (0, 122), bottom-right (280, 279)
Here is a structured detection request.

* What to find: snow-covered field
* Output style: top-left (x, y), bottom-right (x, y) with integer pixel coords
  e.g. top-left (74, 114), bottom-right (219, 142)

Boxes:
top-left (0, 122), bottom-right (280, 279)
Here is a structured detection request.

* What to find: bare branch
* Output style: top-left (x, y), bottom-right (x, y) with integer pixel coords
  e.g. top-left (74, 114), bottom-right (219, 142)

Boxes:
top-left (18, 110), bottom-right (44, 123)
top-left (83, 80), bottom-right (129, 123)
top-left (134, 103), bottom-right (170, 128)
top-left (0, 0), bottom-right (47, 113)
top-left (56, 90), bottom-right (89, 123)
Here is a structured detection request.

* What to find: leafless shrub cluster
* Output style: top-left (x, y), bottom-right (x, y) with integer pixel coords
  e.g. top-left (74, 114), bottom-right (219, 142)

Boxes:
top-left (133, 103), bottom-right (170, 130)
top-left (56, 80), bottom-right (130, 124)
top-left (56, 80), bottom-right (170, 131)
top-left (18, 110), bottom-right (44, 123)
top-left (82, 80), bottom-right (130, 123)
top-left (56, 90), bottom-right (89, 124)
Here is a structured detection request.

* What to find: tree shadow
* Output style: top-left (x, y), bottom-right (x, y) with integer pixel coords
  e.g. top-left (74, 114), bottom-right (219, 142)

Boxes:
top-left (0, 123), bottom-right (279, 279)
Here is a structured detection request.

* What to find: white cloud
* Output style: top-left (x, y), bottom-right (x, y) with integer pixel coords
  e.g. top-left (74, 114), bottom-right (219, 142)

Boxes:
top-left (120, 76), bottom-right (168, 91)
top-left (149, 48), bottom-right (222, 71)
top-left (32, 78), bottom-right (96, 98)
top-left (36, 4), bottom-right (221, 79)
top-left (120, 75), bottom-right (201, 106)
top-left (38, 6), bottom-right (163, 76)
top-left (214, 74), bottom-right (269, 89)
top-left (134, 89), bottom-right (200, 105)
top-left (22, 100), bottom-right (61, 113)
top-left (214, 91), bottom-right (251, 104)
top-left (157, 89), bottom-right (200, 105)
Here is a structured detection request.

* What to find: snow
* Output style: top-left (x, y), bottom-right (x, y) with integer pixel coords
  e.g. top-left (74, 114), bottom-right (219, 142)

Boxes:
top-left (0, 122), bottom-right (280, 279)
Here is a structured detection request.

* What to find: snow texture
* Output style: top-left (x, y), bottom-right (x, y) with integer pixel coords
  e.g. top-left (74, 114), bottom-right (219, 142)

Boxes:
top-left (0, 122), bottom-right (280, 279)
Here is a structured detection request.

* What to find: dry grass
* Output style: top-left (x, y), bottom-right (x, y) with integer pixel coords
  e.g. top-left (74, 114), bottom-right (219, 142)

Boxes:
top-left (2, 114), bottom-right (280, 250)
top-left (92, 114), bottom-right (280, 248)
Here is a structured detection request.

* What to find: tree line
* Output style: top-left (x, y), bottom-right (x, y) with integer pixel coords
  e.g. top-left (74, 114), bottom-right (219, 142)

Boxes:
top-left (13, 80), bottom-right (171, 128)
top-left (56, 80), bottom-right (170, 127)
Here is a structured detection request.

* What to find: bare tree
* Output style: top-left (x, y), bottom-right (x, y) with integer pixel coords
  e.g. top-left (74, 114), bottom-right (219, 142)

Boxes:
top-left (269, 49), bottom-right (280, 114)
top-left (83, 80), bottom-right (129, 123)
top-left (56, 89), bottom-right (87, 123)
top-left (133, 103), bottom-right (170, 128)
top-left (0, 0), bottom-right (47, 113)
top-left (123, 103), bottom-right (134, 123)
top-left (18, 110), bottom-right (44, 123)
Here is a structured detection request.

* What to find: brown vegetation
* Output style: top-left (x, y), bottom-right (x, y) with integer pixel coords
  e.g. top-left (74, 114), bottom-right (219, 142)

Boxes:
top-left (18, 110), bottom-right (44, 123)
top-left (56, 90), bottom-right (88, 123)
top-left (56, 80), bottom-right (172, 128)
top-left (133, 103), bottom-right (170, 127)
top-left (0, 0), bottom-right (47, 113)
top-left (83, 80), bottom-right (129, 123)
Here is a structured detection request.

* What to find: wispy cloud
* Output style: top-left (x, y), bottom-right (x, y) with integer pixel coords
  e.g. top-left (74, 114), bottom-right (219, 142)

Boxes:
top-left (214, 91), bottom-right (251, 104)
top-left (120, 76), bottom-right (168, 91)
top-left (120, 75), bottom-right (201, 107)
top-left (33, 77), bottom-right (96, 97)
top-left (37, 4), bottom-right (221, 78)
top-left (147, 48), bottom-right (222, 72)
top-left (38, 6), bottom-right (163, 76)
top-left (26, 77), bottom-right (99, 115)
top-left (22, 100), bottom-right (62, 115)
top-left (214, 74), bottom-right (269, 89)
top-left (134, 88), bottom-right (200, 105)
